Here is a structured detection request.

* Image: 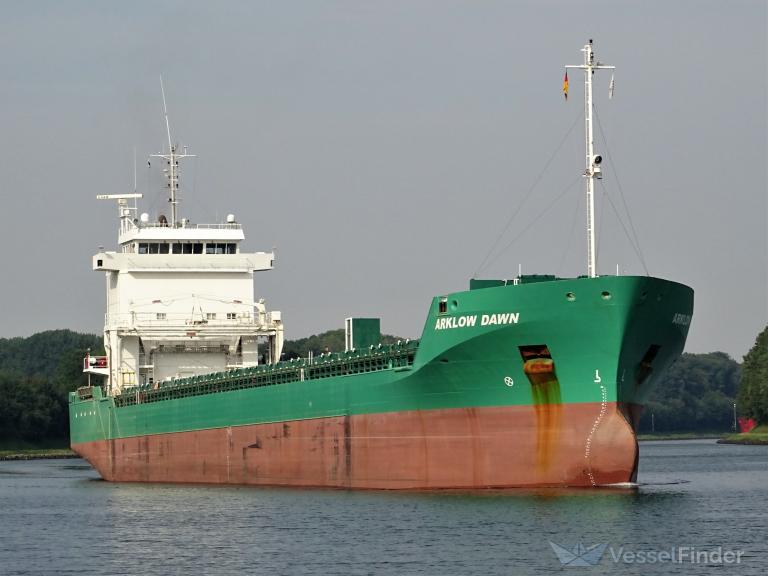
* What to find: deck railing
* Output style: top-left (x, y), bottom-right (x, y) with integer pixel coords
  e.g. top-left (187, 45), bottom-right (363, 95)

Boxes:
top-left (113, 340), bottom-right (419, 408)
top-left (105, 312), bottom-right (265, 330)
top-left (132, 222), bottom-right (242, 230)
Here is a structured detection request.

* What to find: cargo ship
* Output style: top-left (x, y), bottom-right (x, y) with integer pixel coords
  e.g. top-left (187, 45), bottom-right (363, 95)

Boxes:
top-left (69, 42), bottom-right (693, 488)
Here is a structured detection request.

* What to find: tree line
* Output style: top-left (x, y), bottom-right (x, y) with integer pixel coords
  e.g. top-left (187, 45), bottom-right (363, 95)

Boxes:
top-left (0, 328), bottom-right (752, 445)
top-left (736, 325), bottom-right (768, 424)
top-left (0, 330), bottom-right (102, 444)
top-left (281, 329), bottom-right (403, 359)
top-left (638, 352), bottom-right (740, 433)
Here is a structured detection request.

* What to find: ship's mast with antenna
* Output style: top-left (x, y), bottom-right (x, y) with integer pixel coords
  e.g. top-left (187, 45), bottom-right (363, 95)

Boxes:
top-left (566, 40), bottom-right (615, 278)
top-left (151, 76), bottom-right (195, 227)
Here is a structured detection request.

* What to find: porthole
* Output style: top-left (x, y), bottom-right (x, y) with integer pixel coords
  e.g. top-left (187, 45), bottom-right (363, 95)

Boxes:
top-left (601, 291), bottom-right (611, 300)
top-left (566, 292), bottom-right (576, 302)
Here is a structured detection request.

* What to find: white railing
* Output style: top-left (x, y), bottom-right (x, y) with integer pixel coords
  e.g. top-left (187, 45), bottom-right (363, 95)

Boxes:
top-left (105, 312), bottom-right (271, 329)
top-left (136, 222), bottom-right (242, 230)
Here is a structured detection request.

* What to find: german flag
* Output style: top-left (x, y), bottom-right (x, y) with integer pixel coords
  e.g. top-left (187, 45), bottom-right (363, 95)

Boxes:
top-left (563, 70), bottom-right (569, 101)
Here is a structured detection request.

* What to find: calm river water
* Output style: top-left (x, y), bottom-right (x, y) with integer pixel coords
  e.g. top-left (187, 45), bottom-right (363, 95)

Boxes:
top-left (1, 439), bottom-right (766, 575)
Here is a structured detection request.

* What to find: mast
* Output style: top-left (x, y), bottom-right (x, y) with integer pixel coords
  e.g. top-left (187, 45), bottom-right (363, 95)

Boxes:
top-left (151, 76), bottom-right (195, 227)
top-left (566, 40), bottom-right (615, 278)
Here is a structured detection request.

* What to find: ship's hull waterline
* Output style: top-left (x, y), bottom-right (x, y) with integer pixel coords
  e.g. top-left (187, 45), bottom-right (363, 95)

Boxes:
top-left (73, 402), bottom-right (640, 489)
top-left (70, 275), bottom-right (694, 489)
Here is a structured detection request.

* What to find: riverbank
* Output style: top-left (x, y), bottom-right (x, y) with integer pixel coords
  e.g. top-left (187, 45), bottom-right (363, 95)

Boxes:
top-left (637, 432), bottom-right (724, 441)
top-left (0, 448), bottom-right (77, 461)
top-left (718, 425), bottom-right (768, 445)
top-left (0, 440), bottom-right (76, 461)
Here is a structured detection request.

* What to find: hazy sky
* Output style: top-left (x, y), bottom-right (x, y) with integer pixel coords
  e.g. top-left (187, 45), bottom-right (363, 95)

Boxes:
top-left (0, 1), bottom-right (765, 360)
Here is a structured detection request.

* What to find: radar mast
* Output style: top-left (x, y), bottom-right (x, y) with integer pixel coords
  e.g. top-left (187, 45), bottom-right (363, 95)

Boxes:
top-left (150, 76), bottom-right (195, 227)
top-left (565, 40), bottom-right (615, 278)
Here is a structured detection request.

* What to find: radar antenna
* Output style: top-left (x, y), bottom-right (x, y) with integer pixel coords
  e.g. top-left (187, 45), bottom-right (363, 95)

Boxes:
top-left (150, 76), bottom-right (195, 227)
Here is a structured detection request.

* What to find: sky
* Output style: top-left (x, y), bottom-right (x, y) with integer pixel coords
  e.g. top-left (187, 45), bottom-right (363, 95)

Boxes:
top-left (0, 0), bottom-right (765, 360)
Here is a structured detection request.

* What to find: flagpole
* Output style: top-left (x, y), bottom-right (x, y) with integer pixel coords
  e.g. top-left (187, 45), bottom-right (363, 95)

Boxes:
top-left (565, 40), bottom-right (615, 278)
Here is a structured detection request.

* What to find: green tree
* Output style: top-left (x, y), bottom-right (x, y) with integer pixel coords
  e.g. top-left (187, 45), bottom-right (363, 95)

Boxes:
top-left (281, 329), bottom-right (403, 360)
top-left (0, 330), bottom-right (102, 444)
top-left (640, 352), bottom-right (741, 433)
top-left (737, 325), bottom-right (768, 422)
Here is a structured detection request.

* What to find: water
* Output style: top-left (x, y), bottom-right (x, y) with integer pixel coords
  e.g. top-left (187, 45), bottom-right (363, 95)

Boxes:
top-left (0, 440), bottom-right (766, 575)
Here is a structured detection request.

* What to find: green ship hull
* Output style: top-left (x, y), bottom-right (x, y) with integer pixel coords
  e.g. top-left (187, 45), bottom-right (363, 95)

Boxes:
top-left (69, 275), bottom-right (693, 488)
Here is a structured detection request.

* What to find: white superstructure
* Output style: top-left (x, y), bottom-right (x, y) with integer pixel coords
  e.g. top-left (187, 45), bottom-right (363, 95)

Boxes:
top-left (86, 108), bottom-right (283, 396)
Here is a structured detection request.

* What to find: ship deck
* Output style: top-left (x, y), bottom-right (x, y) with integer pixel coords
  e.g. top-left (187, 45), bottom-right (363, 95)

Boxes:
top-left (106, 340), bottom-right (419, 408)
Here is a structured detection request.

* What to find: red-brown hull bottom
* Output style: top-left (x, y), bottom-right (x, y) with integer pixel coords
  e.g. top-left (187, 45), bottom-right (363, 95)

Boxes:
top-left (73, 402), bottom-right (639, 489)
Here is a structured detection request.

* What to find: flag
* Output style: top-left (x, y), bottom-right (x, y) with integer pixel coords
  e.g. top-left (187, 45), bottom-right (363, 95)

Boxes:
top-left (608, 73), bottom-right (615, 99)
top-left (563, 71), bottom-right (569, 100)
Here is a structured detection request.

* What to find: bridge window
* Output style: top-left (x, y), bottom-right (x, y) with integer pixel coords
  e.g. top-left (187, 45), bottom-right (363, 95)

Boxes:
top-left (141, 242), bottom-right (204, 254)
top-left (205, 242), bottom-right (237, 254)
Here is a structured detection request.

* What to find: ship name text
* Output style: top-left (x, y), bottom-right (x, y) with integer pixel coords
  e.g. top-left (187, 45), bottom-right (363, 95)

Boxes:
top-left (434, 312), bottom-right (519, 331)
top-left (672, 313), bottom-right (692, 327)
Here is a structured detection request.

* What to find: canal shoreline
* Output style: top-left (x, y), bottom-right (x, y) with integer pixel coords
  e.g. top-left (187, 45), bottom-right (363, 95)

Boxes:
top-left (0, 450), bottom-right (77, 461)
